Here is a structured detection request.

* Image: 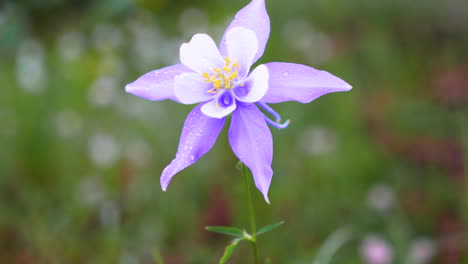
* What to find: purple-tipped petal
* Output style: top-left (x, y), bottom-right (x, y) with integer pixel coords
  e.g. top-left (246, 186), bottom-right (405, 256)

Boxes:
top-left (125, 64), bottom-right (191, 102)
top-left (220, 0), bottom-right (270, 64)
top-left (229, 104), bottom-right (273, 203)
top-left (261, 62), bottom-right (352, 104)
top-left (161, 104), bottom-right (225, 191)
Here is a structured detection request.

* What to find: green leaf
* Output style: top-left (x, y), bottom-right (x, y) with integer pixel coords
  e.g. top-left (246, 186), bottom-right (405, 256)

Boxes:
top-left (220, 238), bottom-right (242, 264)
top-left (206, 226), bottom-right (245, 237)
top-left (312, 227), bottom-right (352, 264)
top-left (256, 221), bottom-right (285, 236)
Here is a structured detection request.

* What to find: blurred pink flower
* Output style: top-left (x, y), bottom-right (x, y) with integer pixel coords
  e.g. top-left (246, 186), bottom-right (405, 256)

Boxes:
top-left (432, 67), bottom-right (468, 107)
top-left (360, 235), bottom-right (393, 264)
top-left (409, 238), bottom-right (437, 264)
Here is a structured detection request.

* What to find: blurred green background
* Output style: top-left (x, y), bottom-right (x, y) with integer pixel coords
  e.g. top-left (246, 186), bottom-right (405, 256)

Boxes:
top-left (1, 0), bottom-right (467, 263)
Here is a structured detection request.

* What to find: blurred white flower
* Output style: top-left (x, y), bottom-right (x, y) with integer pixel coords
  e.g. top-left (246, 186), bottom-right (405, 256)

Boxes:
top-left (139, 224), bottom-right (161, 245)
top-left (360, 235), bottom-right (393, 264)
top-left (179, 8), bottom-right (209, 38)
top-left (367, 184), bottom-right (395, 213)
top-left (56, 30), bottom-right (86, 62)
top-left (297, 126), bottom-right (337, 156)
top-left (211, 17), bottom-right (232, 44)
top-left (127, 13), bottom-right (162, 71)
top-left (89, 132), bottom-right (120, 167)
top-left (116, 92), bottom-right (169, 123)
top-left (88, 75), bottom-right (118, 107)
top-left (77, 175), bottom-right (105, 206)
top-left (118, 250), bottom-right (140, 264)
top-left (97, 55), bottom-right (127, 80)
top-left (115, 96), bottom-right (144, 118)
top-left (408, 238), bottom-right (437, 264)
top-left (159, 37), bottom-right (183, 65)
top-left (16, 38), bottom-right (48, 93)
top-left (282, 19), bottom-right (333, 65)
top-left (54, 110), bottom-right (83, 138)
top-left (125, 139), bottom-right (152, 169)
top-left (92, 24), bottom-right (124, 53)
top-left (99, 200), bottom-right (120, 227)
top-left (119, 251), bottom-right (139, 264)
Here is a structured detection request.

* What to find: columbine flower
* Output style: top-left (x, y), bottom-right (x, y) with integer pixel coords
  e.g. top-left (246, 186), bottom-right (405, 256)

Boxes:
top-left (125, 0), bottom-right (351, 203)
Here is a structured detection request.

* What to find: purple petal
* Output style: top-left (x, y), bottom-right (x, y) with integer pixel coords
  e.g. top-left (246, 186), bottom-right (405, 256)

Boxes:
top-left (229, 104), bottom-right (273, 203)
top-left (125, 64), bottom-right (191, 102)
top-left (220, 0), bottom-right (270, 64)
top-left (161, 104), bottom-right (225, 191)
top-left (261, 62), bottom-right (352, 104)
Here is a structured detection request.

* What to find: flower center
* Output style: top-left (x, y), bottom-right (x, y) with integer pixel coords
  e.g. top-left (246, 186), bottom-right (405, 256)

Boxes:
top-left (202, 57), bottom-right (242, 94)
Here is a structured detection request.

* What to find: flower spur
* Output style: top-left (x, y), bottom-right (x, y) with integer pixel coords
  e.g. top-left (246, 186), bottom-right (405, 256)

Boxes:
top-left (125, 0), bottom-right (352, 203)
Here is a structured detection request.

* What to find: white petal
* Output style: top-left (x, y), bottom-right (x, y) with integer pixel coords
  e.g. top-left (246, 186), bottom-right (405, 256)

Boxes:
top-left (201, 97), bottom-right (237, 119)
top-left (234, 64), bottom-right (269, 103)
top-left (226, 27), bottom-right (258, 78)
top-left (219, 0), bottom-right (270, 64)
top-left (180, 34), bottom-right (224, 74)
top-left (174, 72), bottom-right (214, 104)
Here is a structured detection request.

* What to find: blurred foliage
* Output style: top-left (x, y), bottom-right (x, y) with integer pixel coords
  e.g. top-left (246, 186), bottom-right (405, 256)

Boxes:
top-left (1, 0), bottom-right (468, 263)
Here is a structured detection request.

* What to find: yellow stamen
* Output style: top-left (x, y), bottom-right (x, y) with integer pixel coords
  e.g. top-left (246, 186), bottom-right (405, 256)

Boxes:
top-left (201, 56), bottom-right (241, 94)
top-left (207, 88), bottom-right (219, 94)
top-left (229, 71), bottom-right (238, 80)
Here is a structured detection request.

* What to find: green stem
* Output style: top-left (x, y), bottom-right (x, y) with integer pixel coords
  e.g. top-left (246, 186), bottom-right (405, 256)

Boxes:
top-left (242, 163), bottom-right (259, 264)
